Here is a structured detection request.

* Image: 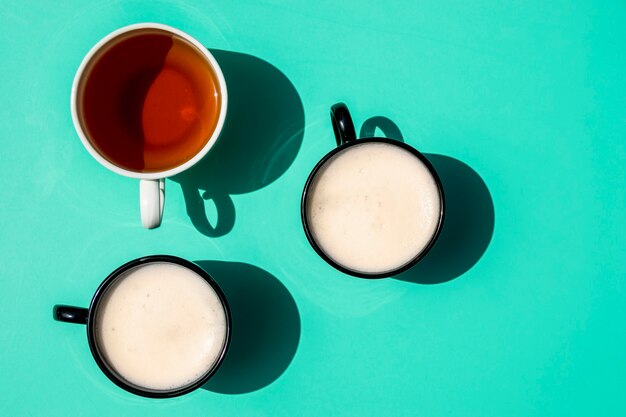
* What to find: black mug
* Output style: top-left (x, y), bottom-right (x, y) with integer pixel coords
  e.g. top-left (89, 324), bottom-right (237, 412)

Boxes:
top-left (53, 255), bottom-right (231, 398)
top-left (301, 103), bottom-right (445, 278)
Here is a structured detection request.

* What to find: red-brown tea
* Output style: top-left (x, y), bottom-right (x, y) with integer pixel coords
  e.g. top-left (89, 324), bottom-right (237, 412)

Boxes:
top-left (76, 29), bottom-right (222, 172)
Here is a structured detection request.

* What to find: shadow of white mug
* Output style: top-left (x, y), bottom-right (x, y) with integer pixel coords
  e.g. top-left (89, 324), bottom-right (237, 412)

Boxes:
top-left (71, 23), bottom-right (227, 228)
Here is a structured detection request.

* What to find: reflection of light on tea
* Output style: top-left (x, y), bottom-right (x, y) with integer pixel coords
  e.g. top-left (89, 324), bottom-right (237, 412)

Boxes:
top-left (181, 106), bottom-right (198, 121)
top-left (141, 67), bottom-right (199, 146)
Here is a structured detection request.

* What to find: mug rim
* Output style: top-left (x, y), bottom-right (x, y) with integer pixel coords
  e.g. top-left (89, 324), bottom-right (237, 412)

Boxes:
top-left (85, 255), bottom-right (232, 398)
top-left (300, 137), bottom-right (445, 279)
top-left (70, 22), bottom-right (228, 180)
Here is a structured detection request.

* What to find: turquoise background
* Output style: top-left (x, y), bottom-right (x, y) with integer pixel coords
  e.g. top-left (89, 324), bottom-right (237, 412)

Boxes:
top-left (1, 0), bottom-right (625, 415)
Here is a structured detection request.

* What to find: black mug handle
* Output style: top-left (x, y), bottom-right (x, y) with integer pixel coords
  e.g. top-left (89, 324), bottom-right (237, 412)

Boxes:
top-left (330, 103), bottom-right (357, 146)
top-left (53, 305), bottom-right (88, 325)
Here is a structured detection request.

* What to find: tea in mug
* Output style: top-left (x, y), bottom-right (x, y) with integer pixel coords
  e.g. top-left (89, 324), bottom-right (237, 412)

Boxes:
top-left (75, 29), bottom-right (222, 172)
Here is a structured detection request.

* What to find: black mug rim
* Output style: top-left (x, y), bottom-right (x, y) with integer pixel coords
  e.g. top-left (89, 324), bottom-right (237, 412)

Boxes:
top-left (301, 137), bottom-right (445, 279)
top-left (85, 255), bottom-right (232, 398)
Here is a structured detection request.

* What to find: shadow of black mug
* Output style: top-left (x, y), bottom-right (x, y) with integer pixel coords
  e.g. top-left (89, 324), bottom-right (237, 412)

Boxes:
top-left (301, 103), bottom-right (445, 278)
top-left (53, 255), bottom-right (231, 398)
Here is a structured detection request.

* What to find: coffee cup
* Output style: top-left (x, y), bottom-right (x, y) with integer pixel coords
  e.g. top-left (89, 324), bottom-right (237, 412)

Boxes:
top-left (301, 103), bottom-right (445, 278)
top-left (53, 255), bottom-right (231, 398)
top-left (71, 23), bottom-right (227, 228)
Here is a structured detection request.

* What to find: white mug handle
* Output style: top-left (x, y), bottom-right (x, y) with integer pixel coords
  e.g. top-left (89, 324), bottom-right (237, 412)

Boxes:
top-left (140, 179), bottom-right (165, 228)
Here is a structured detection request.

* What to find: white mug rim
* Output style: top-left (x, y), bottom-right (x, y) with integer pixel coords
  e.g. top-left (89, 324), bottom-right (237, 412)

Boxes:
top-left (70, 22), bottom-right (228, 180)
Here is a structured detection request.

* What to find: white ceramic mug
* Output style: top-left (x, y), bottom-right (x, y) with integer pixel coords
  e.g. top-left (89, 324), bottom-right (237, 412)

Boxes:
top-left (71, 23), bottom-right (227, 228)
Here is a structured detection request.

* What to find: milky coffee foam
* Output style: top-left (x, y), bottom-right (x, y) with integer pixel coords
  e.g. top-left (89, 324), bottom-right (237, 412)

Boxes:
top-left (306, 142), bottom-right (441, 274)
top-left (95, 262), bottom-right (227, 391)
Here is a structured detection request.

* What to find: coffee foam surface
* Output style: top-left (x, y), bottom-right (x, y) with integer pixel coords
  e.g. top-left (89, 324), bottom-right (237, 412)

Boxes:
top-left (306, 142), bottom-right (441, 274)
top-left (95, 262), bottom-right (227, 391)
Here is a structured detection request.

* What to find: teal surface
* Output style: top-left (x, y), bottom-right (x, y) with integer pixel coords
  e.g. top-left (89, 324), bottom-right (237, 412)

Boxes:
top-left (1, 0), bottom-right (625, 415)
